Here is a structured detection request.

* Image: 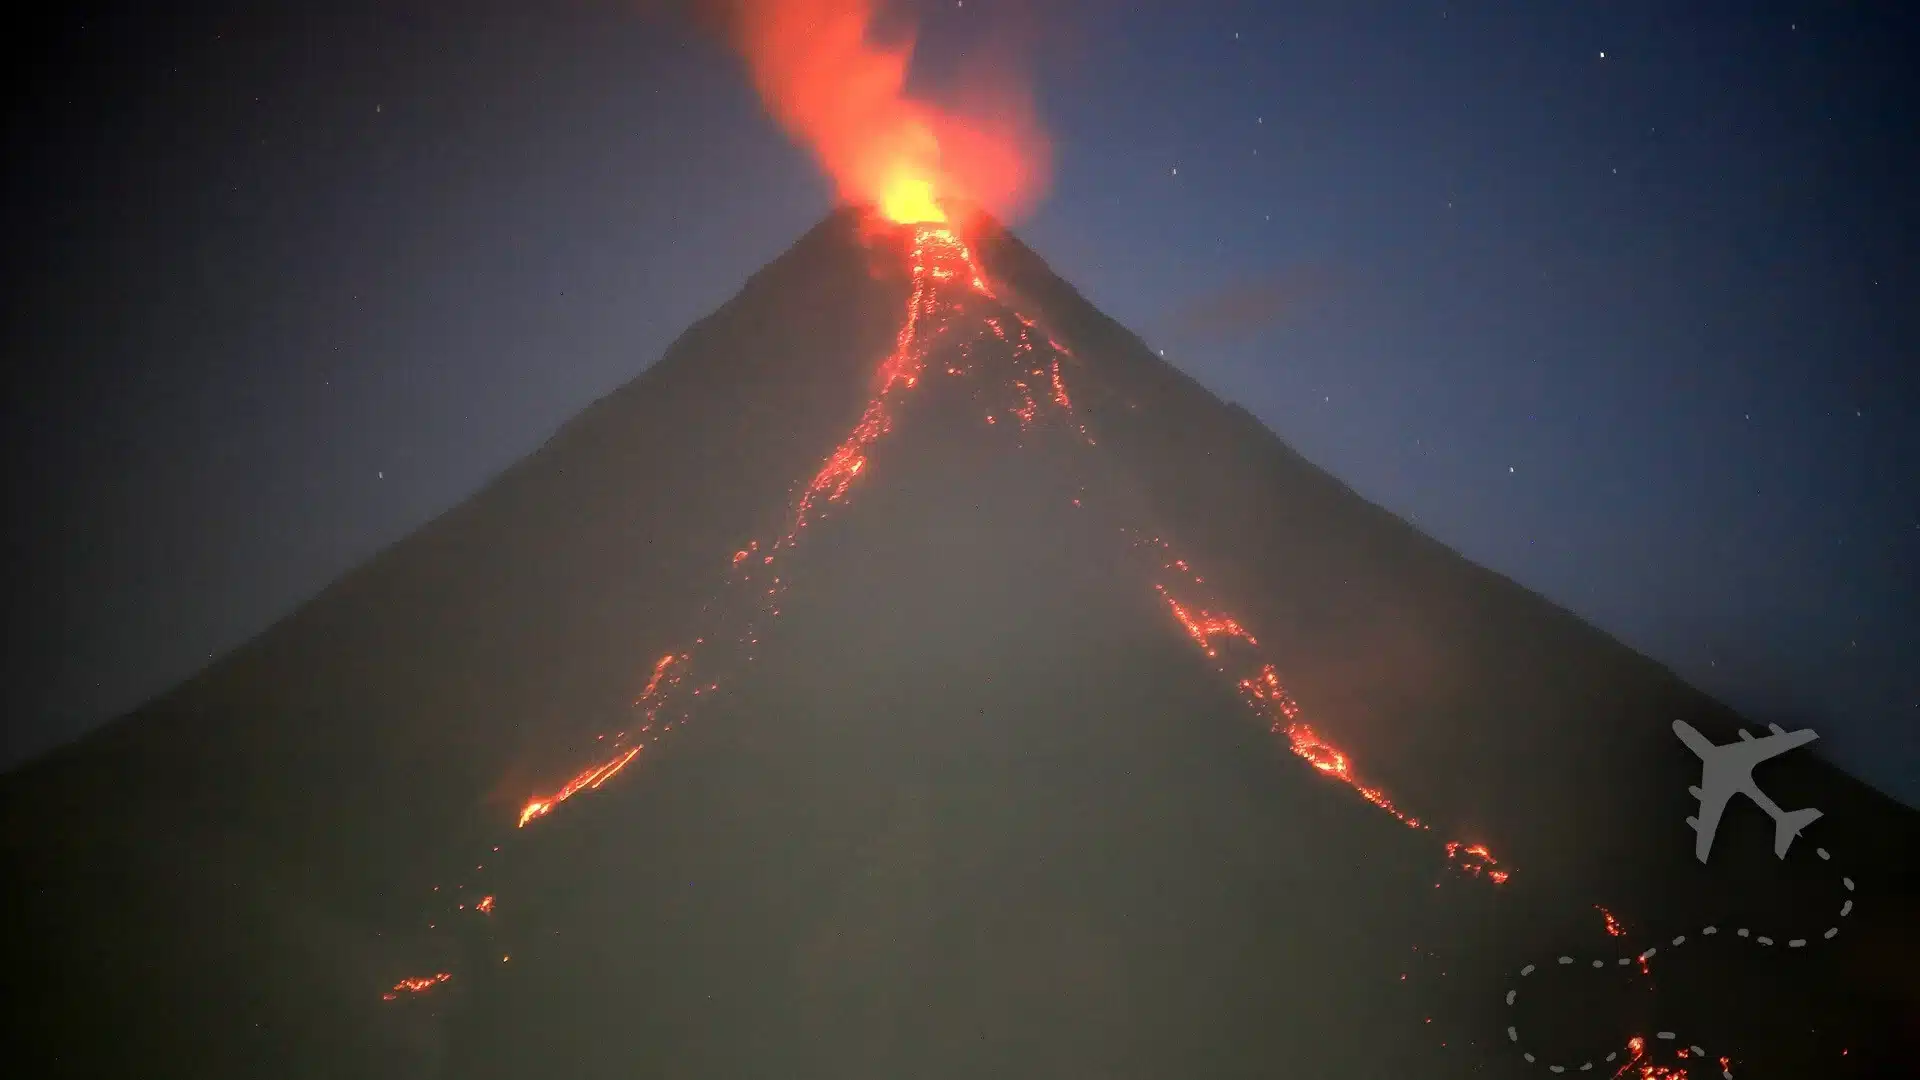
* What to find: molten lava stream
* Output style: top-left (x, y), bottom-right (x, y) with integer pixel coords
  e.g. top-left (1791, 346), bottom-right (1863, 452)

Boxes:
top-left (389, 221), bottom-right (1001, 1000)
top-left (514, 222), bottom-right (995, 833)
top-left (909, 254), bottom-right (1509, 882)
top-left (381, 972), bottom-right (450, 1001)
top-left (1120, 529), bottom-right (1508, 881)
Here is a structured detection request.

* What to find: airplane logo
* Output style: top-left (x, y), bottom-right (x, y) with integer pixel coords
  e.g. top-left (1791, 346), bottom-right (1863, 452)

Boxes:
top-left (1672, 720), bottom-right (1823, 864)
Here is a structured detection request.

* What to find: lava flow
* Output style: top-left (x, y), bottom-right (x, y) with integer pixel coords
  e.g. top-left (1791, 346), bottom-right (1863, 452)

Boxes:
top-left (512, 221), bottom-right (994, 833)
top-left (1128, 529), bottom-right (1508, 878)
top-left (503, 205), bottom-right (1502, 907)
top-left (386, 212), bottom-right (1526, 1080)
top-left (1609, 1036), bottom-right (1732, 1080)
top-left (380, 972), bottom-right (450, 1001)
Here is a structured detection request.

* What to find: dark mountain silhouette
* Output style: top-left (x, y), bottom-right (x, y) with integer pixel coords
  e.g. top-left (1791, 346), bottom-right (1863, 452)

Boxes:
top-left (2, 207), bottom-right (1913, 1079)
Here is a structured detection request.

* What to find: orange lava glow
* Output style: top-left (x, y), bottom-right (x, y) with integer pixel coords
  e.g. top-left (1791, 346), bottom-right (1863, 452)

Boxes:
top-left (1156, 584), bottom-right (1257, 656)
top-left (380, 972), bottom-right (450, 1001)
top-left (1608, 1035), bottom-right (1726, 1080)
top-left (787, 227), bottom-right (970, 529)
top-left (517, 744), bottom-right (644, 828)
top-left (1443, 840), bottom-right (1508, 882)
top-left (513, 225), bottom-right (995, 833)
top-left (1599, 905), bottom-right (1626, 937)
top-left (403, 214), bottom-right (1537, 1042)
top-left (1136, 531), bottom-right (1508, 874)
top-left (377, 210), bottom-right (1863, 1080)
top-left (721, 0), bottom-right (1049, 223)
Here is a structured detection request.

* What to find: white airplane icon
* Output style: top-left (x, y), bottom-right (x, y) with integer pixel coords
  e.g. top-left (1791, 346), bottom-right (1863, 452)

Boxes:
top-left (1672, 720), bottom-right (1823, 864)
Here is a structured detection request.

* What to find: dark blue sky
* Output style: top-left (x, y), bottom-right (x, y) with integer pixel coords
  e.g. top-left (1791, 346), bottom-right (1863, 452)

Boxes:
top-left (3, 1), bottom-right (1914, 803)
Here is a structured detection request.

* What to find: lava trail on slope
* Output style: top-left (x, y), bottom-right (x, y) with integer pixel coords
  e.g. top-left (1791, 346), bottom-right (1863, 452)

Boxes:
top-left (382, 215), bottom-right (1873, 1079)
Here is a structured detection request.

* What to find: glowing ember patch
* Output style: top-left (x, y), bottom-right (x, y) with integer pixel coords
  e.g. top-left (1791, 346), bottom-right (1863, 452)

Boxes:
top-left (1156, 585), bottom-right (1257, 655)
top-left (381, 972), bottom-right (450, 1001)
top-left (637, 653), bottom-right (682, 704)
top-left (475, 895), bottom-right (495, 915)
top-left (1050, 359), bottom-right (1072, 408)
top-left (1610, 1035), bottom-right (1709, 1079)
top-left (1599, 906), bottom-right (1627, 937)
top-left (1444, 841), bottom-right (1505, 879)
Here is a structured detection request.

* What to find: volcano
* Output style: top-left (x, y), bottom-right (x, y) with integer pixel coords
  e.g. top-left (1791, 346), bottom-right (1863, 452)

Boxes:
top-left (2, 209), bottom-right (1914, 1079)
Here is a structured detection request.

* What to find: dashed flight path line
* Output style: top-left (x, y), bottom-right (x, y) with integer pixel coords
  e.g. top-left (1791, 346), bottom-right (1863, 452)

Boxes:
top-left (1503, 845), bottom-right (1856, 1078)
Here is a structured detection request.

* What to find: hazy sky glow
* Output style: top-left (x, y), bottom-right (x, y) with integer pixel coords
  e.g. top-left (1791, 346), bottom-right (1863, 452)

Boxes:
top-left (2, 1), bottom-right (1913, 803)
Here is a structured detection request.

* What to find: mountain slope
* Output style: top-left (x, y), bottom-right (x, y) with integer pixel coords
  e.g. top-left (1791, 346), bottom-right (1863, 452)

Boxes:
top-left (1, 208), bottom-right (1912, 1078)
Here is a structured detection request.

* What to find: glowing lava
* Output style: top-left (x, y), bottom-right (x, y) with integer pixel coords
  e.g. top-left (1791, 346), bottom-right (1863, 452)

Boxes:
top-left (721, 0), bottom-right (1049, 225)
top-left (401, 212), bottom-right (1528, 1070)
top-left (513, 223), bottom-right (994, 833)
top-left (381, 972), bottom-right (450, 1001)
top-left (1133, 531), bottom-right (1508, 872)
top-left (501, 210), bottom-right (1500, 950)
top-left (1599, 906), bottom-right (1627, 937)
top-left (882, 174), bottom-right (945, 225)
top-left (1609, 1035), bottom-right (1732, 1080)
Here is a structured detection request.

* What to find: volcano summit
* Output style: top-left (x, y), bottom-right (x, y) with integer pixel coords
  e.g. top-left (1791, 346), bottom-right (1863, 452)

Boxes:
top-left (1, 208), bottom-right (1914, 1078)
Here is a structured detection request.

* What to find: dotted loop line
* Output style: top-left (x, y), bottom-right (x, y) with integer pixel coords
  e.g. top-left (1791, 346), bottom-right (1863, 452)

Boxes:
top-left (1503, 846), bottom-right (1855, 1077)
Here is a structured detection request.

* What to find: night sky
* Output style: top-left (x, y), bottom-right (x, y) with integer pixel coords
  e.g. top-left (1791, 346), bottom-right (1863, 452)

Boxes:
top-left (3, 1), bottom-right (1914, 804)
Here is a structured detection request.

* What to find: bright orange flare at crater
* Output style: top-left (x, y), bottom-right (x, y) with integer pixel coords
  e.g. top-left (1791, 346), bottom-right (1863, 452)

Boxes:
top-left (881, 174), bottom-right (946, 225)
top-left (723, 0), bottom-right (1048, 224)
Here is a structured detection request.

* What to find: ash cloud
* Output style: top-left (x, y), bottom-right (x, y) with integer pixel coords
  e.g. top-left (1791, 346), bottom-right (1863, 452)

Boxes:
top-left (1161, 268), bottom-right (1335, 347)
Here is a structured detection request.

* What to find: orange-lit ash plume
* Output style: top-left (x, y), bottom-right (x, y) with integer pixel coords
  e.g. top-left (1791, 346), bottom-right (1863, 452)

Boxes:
top-left (718, 0), bottom-right (1050, 224)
